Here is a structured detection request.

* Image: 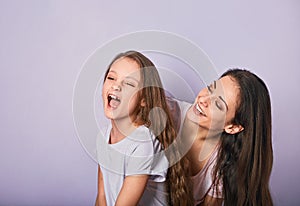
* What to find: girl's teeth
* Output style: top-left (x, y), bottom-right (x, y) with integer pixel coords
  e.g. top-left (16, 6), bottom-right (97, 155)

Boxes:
top-left (108, 94), bottom-right (120, 102)
top-left (108, 94), bottom-right (121, 108)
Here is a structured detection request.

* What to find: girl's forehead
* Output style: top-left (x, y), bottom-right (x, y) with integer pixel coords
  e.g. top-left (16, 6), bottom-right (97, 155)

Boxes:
top-left (112, 57), bottom-right (139, 68)
top-left (109, 58), bottom-right (141, 78)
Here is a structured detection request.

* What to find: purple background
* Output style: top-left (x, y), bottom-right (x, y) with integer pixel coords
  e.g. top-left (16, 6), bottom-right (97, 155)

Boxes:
top-left (1, 0), bottom-right (299, 205)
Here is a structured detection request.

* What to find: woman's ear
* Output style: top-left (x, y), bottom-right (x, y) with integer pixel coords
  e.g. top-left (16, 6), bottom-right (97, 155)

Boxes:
top-left (140, 98), bottom-right (146, 107)
top-left (224, 124), bottom-right (244, 134)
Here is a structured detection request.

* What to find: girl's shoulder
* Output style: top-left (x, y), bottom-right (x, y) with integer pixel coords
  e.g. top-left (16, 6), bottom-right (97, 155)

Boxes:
top-left (129, 125), bottom-right (153, 141)
top-left (125, 125), bottom-right (156, 153)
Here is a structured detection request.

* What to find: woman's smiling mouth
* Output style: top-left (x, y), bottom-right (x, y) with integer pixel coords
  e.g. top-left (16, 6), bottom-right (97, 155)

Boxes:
top-left (194, 103), bottom-right (206, 116)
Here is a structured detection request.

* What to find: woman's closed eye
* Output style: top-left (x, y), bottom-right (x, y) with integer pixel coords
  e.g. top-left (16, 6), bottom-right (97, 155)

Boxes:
top-left (207, 81), bottom-right (227, 111)
top-left (215, 99), bottom-right (225, 111)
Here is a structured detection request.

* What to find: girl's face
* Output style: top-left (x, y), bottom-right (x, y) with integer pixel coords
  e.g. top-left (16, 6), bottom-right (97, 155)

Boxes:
top-left (102, 57), bottom-right (142, 122)
top-left (187, 75), bottom-right (240, 133)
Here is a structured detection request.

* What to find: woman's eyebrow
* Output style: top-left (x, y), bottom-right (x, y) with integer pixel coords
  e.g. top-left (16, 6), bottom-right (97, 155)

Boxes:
top-left (214, 80), bottom-right (216, 89)
top-left (219, 96), bottom-right (228, 111)
top-left (207, 81), bottom-right (215, 92)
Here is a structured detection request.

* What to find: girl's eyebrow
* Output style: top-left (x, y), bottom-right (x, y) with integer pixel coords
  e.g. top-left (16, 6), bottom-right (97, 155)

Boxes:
top-left (108, 70), bottom-right (140, 83)
top-left (125, 76), bottom-right (139, 83)
top-left (214, 80), bottom-right (216, 89)
top-left (107, 70), bottom-right (117, 75)
top-left (219, 96), bottom-right (229, 111)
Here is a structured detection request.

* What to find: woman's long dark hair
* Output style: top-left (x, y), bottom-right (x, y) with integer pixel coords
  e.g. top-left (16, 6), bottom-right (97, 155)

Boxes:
top-left (104, 51), bottom-right (193, 205)
top-left (213, 69), bottom-right (273, 206)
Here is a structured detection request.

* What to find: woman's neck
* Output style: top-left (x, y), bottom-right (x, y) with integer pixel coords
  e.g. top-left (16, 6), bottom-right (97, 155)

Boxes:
top-left (182, 115), bottom-right (221, 175)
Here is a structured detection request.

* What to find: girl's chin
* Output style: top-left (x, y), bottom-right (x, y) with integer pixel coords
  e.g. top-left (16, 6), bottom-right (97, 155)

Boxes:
top-left (104, 110), bottom-right (119, 119)
top-left (104, 112), bottom-right (134, 122)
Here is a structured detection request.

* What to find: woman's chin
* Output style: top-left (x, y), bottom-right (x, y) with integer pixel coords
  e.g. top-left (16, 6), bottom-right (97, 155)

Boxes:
top-left (186, 109), bottom-right (202, 126)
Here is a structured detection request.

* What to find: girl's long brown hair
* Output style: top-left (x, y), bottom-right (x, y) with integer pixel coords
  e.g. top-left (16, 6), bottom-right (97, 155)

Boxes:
top-left (213, 69), bottom-right (273, 206)
top-left (104, 51), bottom-right (193, 205)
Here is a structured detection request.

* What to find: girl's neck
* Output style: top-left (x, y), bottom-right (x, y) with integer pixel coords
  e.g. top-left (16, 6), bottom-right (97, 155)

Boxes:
top-left (109, 119), bottom-right (138, 144)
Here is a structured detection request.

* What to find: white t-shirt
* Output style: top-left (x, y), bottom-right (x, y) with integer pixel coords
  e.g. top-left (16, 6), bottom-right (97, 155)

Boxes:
top-left (97, 124), bottom-right (168, 206)
top-left (176, 100), bottom-right (223, 205)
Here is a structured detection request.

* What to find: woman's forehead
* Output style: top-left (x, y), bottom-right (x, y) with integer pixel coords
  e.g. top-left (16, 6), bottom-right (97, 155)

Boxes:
top-left (218, 76), bottom-right (240, 108)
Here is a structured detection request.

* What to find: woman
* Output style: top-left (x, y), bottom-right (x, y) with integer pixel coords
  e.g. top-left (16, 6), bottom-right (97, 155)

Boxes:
top-left (174, 69), bottom-right (273, 205)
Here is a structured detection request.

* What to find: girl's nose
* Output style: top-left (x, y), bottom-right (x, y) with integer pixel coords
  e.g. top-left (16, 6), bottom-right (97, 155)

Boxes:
top-left (112, 83), bottom-right (121, 91)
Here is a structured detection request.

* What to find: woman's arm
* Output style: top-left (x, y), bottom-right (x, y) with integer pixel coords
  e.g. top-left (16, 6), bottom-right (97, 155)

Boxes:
top-left (115, 175), bottom-right (149, 206)
top-left (95, 165), bottom-right (107, 206)
top-left (200, 195), bottom-right (223, 206)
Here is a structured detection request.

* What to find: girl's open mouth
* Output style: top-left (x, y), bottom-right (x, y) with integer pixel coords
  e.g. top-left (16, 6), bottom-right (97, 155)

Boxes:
top-left (108, 94), bottom-right (121, 109)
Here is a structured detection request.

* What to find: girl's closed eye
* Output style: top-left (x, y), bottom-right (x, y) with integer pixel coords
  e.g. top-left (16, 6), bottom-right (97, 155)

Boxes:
top-left (124, 81), bottom-right (136, 87)
top-left (107, 76), bottom-right (115, 80)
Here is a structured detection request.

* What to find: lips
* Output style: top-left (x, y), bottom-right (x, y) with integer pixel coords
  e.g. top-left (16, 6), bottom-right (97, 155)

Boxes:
top-left (108, 94), bottom-right (121, 109)
top-left (194, 103), bottom-right (206, 116)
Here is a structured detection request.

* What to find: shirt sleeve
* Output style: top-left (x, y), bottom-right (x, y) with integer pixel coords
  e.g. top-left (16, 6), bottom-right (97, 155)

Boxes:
top-left (206, 154), bottom-right (223, 199)
top-left (125, 137), bottom-right (154, 176)
top-left (207, 178), bottom-right (223, 198)
top-left (125, 127), bottom-right (168, 182)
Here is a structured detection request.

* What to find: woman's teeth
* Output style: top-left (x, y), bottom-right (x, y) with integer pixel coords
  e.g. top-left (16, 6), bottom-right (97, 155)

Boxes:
top-left (196, 104), bottom-right (206, 116)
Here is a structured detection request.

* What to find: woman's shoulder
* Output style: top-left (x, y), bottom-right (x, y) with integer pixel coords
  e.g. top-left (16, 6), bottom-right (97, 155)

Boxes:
top-left (167, 97), bottom-right (192, 132)
top-left (167, 97), bottom-right (192, 113)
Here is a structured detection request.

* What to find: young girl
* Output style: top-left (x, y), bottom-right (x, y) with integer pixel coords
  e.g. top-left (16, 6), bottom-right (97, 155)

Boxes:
top-left (95, 51), bottom-right (192, 206)
top-left (172, 69), bottom-right (273, 205)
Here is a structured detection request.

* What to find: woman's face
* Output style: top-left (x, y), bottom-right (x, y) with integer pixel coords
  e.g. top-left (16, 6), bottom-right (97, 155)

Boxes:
top-left (102, 57), bottom-right (142, 122)
top-left (187, 75), bottom-right (240, 133)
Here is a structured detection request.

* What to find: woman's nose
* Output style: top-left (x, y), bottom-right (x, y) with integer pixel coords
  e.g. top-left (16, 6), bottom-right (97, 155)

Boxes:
top-left (199, 92), bottom-right (214, 107)
top-left (199, 95), bottom-right (210, 107)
